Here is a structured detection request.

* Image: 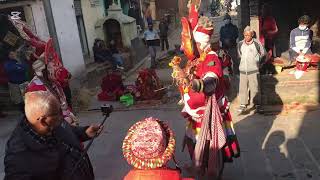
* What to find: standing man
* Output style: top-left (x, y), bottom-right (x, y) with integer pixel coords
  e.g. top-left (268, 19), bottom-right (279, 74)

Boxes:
top-left (4, 91), bottom-right (103, 180)
top-left (237, 26), bottom-right (266, 114)
top-left (144, 3), bottom-right (153, 25)
top-left (289, 15), bottom-right (313, 62)
top-left (4, 50), bottom-right (28, 112)
top-left (159, 17), bottom-right (169, 51)
top-left (143, 23), bottom-right (160, 69)
top-left (259, 3), bottom-right (278, 75)
top-left (220, 14), bottom-right (239, 75)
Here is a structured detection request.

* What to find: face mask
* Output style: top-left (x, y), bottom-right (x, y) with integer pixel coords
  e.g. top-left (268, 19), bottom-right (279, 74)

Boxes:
top-left (224, 19), bottom-right (231, 25)
top-left (299, 25), bottom-right (307, 30)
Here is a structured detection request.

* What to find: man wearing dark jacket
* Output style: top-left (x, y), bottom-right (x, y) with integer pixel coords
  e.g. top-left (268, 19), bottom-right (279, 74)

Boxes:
top-left (4, 50), bottom-right (28, 111)
top-left (159, 17), bottom-right (169, 51)
top-left (4, 91), bottom-right (103, 180)
top-left (220, 14), bottom-right (239, 75)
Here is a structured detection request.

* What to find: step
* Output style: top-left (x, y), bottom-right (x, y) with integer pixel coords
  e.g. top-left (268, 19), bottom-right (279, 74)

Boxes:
top-left (261, 69), bottom-right (320, 105)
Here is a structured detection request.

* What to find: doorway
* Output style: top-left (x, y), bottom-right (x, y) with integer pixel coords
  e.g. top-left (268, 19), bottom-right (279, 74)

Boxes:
top-left (103, 19), bottom-right (123, 48)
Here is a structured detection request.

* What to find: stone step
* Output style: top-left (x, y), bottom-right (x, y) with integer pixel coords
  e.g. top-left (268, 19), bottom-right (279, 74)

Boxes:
top-left (261, 69), bottom-right (320, 105)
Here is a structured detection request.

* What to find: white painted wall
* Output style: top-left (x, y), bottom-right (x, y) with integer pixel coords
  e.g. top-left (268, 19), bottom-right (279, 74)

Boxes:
top-left (30, 0), bottom-right (50, 40)
top-left (0, 0), bottom-right (49, 40)
top-left (50, 0), bottom-right (86, 83)
top-left (81, 0), bottom-right (106, 63)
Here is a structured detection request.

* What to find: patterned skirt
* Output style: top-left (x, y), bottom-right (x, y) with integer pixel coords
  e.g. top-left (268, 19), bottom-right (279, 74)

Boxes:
top-left (183, 96), bottom-right (240, 162)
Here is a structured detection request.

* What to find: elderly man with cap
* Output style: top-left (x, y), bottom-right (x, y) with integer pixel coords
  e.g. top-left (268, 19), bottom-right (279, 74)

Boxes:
top-left (4, 91), bottom-right (103, 180)
top-left (219, 14), bottom-right (239, 75)
top-left (237, 26), bottom-right (266, 114)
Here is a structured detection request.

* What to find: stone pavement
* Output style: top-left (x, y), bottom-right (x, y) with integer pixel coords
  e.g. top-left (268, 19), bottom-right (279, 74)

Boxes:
top-left (83, 106), bottom-right (320, 180)
top-left (1, 106), bottom-right (320, 180)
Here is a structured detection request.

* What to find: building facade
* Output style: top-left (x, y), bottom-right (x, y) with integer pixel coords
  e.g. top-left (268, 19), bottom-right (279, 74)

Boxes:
top-left (0, 0), bottom-right (86, 79)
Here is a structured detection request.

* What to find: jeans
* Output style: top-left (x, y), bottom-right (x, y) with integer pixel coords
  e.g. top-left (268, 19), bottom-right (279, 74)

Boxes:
top-left (148, 46), bottom-right (157, 68)
top-left (160, 37), bottom-right (169, 51)
top-left (112, 54), bottom-right (124, 66)
top-left (146, 17), bottom-right (153, 25)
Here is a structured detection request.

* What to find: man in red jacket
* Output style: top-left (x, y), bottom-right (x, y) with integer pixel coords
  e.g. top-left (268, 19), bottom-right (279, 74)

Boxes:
top-left (259, 3), bottom-right (278, 75)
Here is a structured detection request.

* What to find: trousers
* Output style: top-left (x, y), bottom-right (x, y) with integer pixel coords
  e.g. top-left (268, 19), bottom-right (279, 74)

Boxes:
top-left (239, 72), bottom-right (261, 106)
top-left (148, 46), bottom-right (157, 68)
top-left (160, 37), bottom-right (169, 51)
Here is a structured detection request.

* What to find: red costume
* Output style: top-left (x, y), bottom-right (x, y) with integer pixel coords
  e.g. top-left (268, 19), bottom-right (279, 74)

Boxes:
top-left (170, 1), bottom-right (240, 177)
top-left (9, 16), bottom-right (77, 124)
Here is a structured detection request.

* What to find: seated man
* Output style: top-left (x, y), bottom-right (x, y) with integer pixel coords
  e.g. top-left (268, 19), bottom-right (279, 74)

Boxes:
top-left (93, 39), bottom-right (123, 70)
top-left (289, 15), bottom-right (313, 62)
top-left (93, 39), bottom-right (113, 63)
top-left (109, 40), bottom-right (124, 70)
top-left (4, 91), bottom-right (103, 180)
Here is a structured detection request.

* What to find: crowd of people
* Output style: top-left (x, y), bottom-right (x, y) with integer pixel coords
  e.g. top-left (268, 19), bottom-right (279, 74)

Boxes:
top-left (219, 4), bottom-right (318, 113)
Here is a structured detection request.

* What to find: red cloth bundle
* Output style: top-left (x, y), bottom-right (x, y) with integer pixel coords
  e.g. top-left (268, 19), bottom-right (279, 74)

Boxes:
top-left (98, 72), bottom-right (124, 101)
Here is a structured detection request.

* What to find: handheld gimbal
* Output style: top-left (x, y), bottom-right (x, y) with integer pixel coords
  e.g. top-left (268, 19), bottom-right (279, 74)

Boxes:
top-left (69, 104), bottom-right (113, 177)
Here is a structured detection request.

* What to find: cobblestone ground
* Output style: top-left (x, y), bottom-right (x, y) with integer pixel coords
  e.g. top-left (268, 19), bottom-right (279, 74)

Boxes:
top-left (1, 106), bottom-right (320, 180)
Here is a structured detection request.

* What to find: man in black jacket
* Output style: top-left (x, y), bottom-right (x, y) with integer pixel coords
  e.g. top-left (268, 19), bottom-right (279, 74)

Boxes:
top-left (220, 14), bottom-right (239, 75)
top-left (159, 17), bottom-right (169, 51)
top-left (4, 91), bottom-right (103, 180)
